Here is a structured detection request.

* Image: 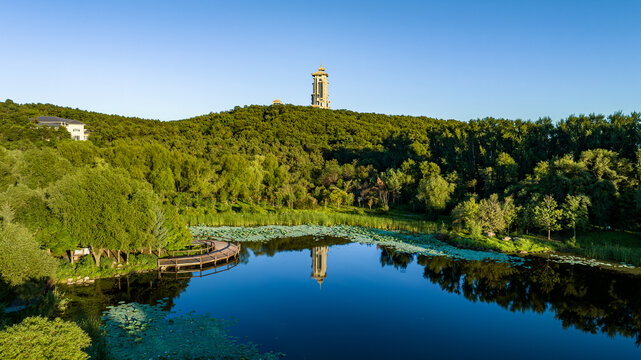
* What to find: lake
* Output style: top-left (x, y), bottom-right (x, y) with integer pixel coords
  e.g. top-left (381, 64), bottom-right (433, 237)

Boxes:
top-left (63, 235), bottom-right (641, 359)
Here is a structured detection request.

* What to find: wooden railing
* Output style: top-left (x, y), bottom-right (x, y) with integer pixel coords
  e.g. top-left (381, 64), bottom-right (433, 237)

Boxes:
top-left (170, 239), bottom-right (216, 257)
top-left (157, 235), bottom-right (241, 270)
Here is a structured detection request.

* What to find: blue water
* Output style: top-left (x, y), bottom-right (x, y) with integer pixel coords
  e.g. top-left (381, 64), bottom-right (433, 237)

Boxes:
top-left (168, 241), bottom-right (640, 359)
top-left (63, 237), bottom-right (641, 359)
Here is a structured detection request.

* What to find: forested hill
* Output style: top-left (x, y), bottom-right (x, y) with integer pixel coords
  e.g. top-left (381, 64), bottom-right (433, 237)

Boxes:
top-left (2, 99), bottom-right (641, 230)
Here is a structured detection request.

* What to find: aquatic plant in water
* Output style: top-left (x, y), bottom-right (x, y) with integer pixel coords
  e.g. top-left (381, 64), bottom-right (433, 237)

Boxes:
top-left (547, 253), bottom-right (636, 268)
top-left (101, 300), bottom-right (283, 360)
top-left (193, 225), bottom-right (640, 270)
top-left (191, 224), bottom-right (526, 265)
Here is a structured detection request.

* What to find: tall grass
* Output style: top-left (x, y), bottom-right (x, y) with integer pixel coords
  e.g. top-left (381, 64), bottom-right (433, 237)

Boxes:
top-left (574, 231), bottom-right (641, 266)
top-left (575, 245), bottom-right (641, 267)
top-left (183, 210), bottom-right (438, 234)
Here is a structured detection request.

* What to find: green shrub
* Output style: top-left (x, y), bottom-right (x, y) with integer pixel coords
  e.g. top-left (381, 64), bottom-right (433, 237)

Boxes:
top-left (469, 221), bottom-right (482, 240)
top-left (75, 256), bottom-right (98, 278)
top-left (514, 238), bottom-right (532, 250)
top-left (0, 316), bottom-right (91, 360)
top-left (100, 257), bottom-right (114, 271)
top-left (56, 259), bottom-right (76, 280)
top-left (131, 254), bottom-right (156, 268)
top-left (0, 223), bottom-right (57, 286)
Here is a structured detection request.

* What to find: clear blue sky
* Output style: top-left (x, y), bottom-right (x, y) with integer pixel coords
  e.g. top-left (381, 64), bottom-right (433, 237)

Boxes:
top-left (1, 0), bottom-right (639, 121)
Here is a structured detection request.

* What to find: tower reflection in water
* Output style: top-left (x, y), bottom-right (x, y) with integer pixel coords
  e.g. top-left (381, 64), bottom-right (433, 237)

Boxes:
top-left (310, 246), bottom-right (328, 289)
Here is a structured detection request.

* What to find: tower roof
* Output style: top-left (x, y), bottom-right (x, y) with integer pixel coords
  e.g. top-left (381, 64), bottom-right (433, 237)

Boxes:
top-left (312, 65), bottom-right (328, 77)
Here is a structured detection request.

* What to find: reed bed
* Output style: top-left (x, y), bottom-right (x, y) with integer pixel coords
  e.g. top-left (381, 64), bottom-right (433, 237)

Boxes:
top-left (575, 245), bottom-right (641, 267)
top-left (184, 210), bottom-right (438, 234)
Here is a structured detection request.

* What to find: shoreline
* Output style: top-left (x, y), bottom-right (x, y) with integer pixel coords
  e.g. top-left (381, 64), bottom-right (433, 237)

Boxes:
top-left (191, 224), bottom-right (639, 273)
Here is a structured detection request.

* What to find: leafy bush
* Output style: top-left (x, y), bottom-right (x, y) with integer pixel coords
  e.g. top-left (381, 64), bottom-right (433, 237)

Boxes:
top-left (0, 222), bottom-right (57, 286)
top-left (56, 259), bottom-right (76, 280)
top-left (131, 254), bottom-right (156, 268)
top-left (469, 221), bottom-right (483, 240)
top-left (100, 257), bottom-right (114, 271)
top-left (76, 256), bottom-right (98, 278)
top-left (514, 238), bottom-right (533, 250)
top-left (0, 316), bottom-right (91, 360)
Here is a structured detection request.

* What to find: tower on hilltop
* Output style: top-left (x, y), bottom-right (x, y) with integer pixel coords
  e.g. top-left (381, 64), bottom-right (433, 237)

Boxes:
top-left (311, 65), bottom-right (330, 109)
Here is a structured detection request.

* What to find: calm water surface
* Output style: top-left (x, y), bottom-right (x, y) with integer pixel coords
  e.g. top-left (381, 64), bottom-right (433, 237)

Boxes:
top-left (64, 236), bottom-right (641, 359)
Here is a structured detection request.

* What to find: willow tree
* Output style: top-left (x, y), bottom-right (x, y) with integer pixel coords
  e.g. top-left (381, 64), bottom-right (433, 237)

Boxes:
top-left (416, 163), bottom-right (455, 217)
top-left (380, 168), bottom-right (412, 204)
top-left (47, 166), bottom-right (162, 266)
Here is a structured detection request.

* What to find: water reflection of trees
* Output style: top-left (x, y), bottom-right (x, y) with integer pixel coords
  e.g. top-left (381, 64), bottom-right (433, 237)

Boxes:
top-left (62, 241), bottom-right (641, 346)
top-left (378, 245), bottom-right (414, 270)
top-left (379, 247), bottom-right (641, 344)
top-left (241, 236), bottom-right (350, 257)
top-left (62, 236), bottom-right (351, 322)
top-left (61, 272), bottom-right (191, 323)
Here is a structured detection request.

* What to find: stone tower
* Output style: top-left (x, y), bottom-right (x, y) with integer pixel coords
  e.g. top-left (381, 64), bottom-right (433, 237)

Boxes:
top-left (311, 246), bottom-right (328, 288)
top-left (311, 65), bottom-right (330, 109)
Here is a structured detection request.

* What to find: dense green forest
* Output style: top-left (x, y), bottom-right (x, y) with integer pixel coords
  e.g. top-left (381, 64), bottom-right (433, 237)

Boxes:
top-left (2, 98), bottom-right (640, 227)
top-left (2, 98), bottom-right (641, 273)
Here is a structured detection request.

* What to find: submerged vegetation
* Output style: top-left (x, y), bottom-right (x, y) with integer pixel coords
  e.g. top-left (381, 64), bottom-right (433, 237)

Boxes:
top-left (101, 300), bottom-right (283, 360)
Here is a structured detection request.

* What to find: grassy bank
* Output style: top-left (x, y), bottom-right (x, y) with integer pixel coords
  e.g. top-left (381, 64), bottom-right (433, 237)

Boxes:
top-left (183, 209), bottom-right (439, 234)
top-left (444, 233), bottom-right (560, 254)
top-left (56, 254), bottom-right (157, 284)
top-left (573, 231), bottom-right (641, 266)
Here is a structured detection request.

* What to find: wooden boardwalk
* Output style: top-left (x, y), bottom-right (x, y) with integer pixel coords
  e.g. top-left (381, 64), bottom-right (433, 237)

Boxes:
top-left (158, 258), bottom-right (240, 279)
top-left (157, 237), bottom-right (241, 271)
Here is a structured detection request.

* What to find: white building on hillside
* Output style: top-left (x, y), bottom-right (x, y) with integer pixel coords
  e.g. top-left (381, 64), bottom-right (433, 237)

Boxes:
top-left (34, 116), bottom-right (89, 141)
